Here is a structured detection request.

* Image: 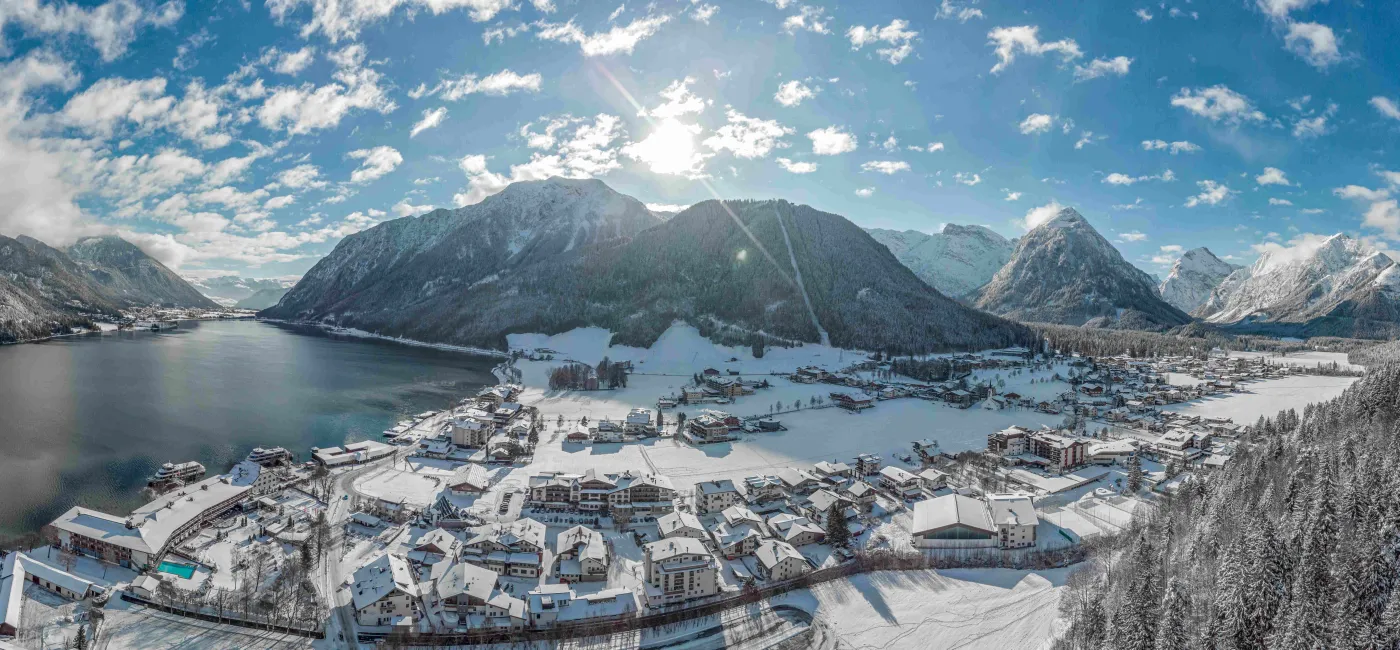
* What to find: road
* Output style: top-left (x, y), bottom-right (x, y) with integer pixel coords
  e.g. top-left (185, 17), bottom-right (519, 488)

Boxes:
top-left (315, 444), bottom-right (415, 645)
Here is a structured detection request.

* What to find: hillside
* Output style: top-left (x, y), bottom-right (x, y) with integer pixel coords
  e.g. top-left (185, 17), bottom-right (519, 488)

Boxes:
top-left (974, 208), bottom-right (1190, 329)
top-left (1158, 247), bottom-right (1237, 313)
top-left (65, 236), bottom-right (218, 309)
top-left (264, 178), bottom-right (1030, 353)
top-left (866, 224), bottom-right (1013, 298)
top-left (186, 275), bottom-right (296, 307)
top-left (0, 236), bottom-right (122, 342)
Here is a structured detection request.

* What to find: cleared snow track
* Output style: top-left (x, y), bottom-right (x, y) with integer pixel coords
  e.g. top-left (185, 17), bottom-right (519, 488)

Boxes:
top-left (775, 208), bottom-right (830, 346)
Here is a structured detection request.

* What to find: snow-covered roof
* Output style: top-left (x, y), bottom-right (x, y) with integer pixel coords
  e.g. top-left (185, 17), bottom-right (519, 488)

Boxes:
top-left (448, 463), bottom-right (490, 492)
top-left (415, 528), bottom-right (462, 555)
top-left (697, 479), bottom-right (738, 495)
top-left (433, 561), bottom-right (496, 603)
top-left (986, 495), bottom-right (1037, 527)
top-left (0, 554), bottom-right (25, 634)
top-left (555, 525), bottom-right (607, 563)
top-left (51, 474), bottom-right (250, 557)
top-left (754, 539), bottom-right (805, 570)
top-left (658, 511), bottom-right (704, 537)
top-left (911, 495), bottom-right (994, 536)
top-left (878, 466), bottom-right (919, 484)
top-left (351, 554), bottom-right (416, 611)
top-left (646, 537), bottom-right (709, 562)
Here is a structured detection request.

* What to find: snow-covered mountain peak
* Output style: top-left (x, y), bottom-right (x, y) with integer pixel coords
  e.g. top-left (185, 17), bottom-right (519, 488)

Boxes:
top-left (1159, 248), bottom-right (1236, 313)
top-left (865, 223), bottom-right (1013, 297)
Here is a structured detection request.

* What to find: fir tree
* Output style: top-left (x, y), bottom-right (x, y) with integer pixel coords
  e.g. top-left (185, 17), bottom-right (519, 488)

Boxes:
top-left (1126, 452), bottom-right (1144, 494)
top-left (825, 503), bottom-right (850, 547)
top-left (1154, 577), bottom-right (1190, 650)
top-left (1278, 467), bottom-right (1340, 649)
top-left (1209, 537), bottom-right (1249, 649)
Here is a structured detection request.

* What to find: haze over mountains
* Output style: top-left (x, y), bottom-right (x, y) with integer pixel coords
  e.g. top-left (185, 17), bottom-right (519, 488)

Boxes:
top-left (263, 178), bottom-right (1031, 353)
top-left (0, 235), bottom-right (215, 342)
top-left (865, 225), bottom-right (1013, 298)
top-left (186, 276), bottom-right (298, 309)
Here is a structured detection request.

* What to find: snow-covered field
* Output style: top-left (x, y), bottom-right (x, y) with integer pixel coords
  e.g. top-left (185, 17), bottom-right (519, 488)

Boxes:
top-left (1229, 350), bottom-right (1361, 372)
top-left (782, 568), bottom-right (1071, 650)
top-left (1163, 374), bottom-right (1356, 423)
top-left (98, 601), bottom-right (313, 650)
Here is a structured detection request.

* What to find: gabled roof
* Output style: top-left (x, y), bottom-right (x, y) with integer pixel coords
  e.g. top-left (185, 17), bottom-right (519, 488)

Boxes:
top-left (351, 554), bottom-right (416, 611)
top-left (911, 495), bottom-right (994, 536)
top-left (554, 525), bottom-right (607, 563)
top-left (657, 511), bottom-right (704, 537)
top-left (645, 537), bottom-right (709, 562)
top-left (754, 539), bottom-right (805, 570)
top-left (415, 528), bottom-right (462, 555)
top-left (434, 562), bottom-right (497, 603)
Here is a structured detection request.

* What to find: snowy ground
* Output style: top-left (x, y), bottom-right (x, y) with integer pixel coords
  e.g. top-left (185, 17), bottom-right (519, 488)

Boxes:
top-left (779, 568), bottom-right (1072, 650)
top-left (98, 600), bottom-right (313, 650)
top-left (1228, 350), bottom-right (1362, 372)
top-left (1163, 374), bottom-right (1356, 422)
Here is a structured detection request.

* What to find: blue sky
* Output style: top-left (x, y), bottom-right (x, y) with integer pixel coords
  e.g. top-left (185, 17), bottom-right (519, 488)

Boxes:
top-left (0, 0), bottom-right (1397, 281)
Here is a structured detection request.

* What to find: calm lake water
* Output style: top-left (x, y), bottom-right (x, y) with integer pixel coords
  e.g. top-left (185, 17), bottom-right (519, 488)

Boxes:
top-left (0, 320), bottom-right (498, 538)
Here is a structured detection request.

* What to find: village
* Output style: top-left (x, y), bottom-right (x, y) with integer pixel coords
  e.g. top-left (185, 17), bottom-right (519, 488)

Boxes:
top-left (0, 326), bottom-right (1361, 648)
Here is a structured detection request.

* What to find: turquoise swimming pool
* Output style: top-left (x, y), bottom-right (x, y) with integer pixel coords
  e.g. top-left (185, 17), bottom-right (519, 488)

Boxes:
top-left (157, 561), bottom-right (195, 579)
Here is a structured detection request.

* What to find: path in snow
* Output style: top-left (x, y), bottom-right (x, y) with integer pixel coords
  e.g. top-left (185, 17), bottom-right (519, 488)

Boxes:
top-left (775, 208), bottom-right (830, 346)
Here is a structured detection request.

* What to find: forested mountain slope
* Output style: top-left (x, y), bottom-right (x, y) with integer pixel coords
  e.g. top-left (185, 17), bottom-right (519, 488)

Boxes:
top-left (0, 236), bottom-right (121, 342)
top-left (865, 224), bottom-right (1013, 298)
top-left (64, 236), bottom-right (218, 309)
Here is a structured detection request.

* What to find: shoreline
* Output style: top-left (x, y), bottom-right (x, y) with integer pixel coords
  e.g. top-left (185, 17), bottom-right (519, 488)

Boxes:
top-left (257, 317), bottom-right (511, 359)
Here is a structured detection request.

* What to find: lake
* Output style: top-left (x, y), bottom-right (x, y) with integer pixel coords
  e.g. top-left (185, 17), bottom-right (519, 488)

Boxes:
top-left (0, 320), bottom-right (499, 539)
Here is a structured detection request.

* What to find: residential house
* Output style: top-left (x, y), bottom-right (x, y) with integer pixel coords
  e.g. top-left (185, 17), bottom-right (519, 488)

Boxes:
top-left (607, 472), bottom-right (677, 522)
top-left (986, 495), bottom-right (1038, 549)
top-left (917, 468), bottom-right (949, 492)
top-left (1027, 432), bottom-right (1088, 471)
top-left (774, 468), bottom-right (820, 495)
top-left (854, 454), bottom-right (882, 476)
top-left (642, 538), bottom-right (719, 606)
top-left (624, 408), bottom-right (657, 437)
top-left (742, 475), bottom-right (785, 503)
top-left (804, 490), bottom-right (856, 526)
top-left (463, 518), bottom-right (546, 578)
top-left (413, 528), bottom-right (463, 564)
top-left (447, 464), bottom-right (490, 495)
top-left (754, 540), bottom-right (811, 582)
top-left (829, 392), bottom-right (875, 411)
top-left (553, 525), bottom-right (608, 582)
top-left (351, 554), bottom-right (419, 627)
top-left (525, 585), bottom-right (639, 629)
top-left (812, 461), bottom-right (853, 481)
top-left (840, 481), bottom-right (877, 510)
top-left (695, 480), bottom-right (743, 515)
top-left (686, 414), bottom-right (732, 444)
top-left (429, 562), bottom-right (524, 632)
top-left (987, 426), bottom-right (1032, 455)
top-left (878, 466), bottom-right (924, 500)
top-left (657, 511), bottom-right (707, 541)
top-left (765, 514), bottom-right (825, 547)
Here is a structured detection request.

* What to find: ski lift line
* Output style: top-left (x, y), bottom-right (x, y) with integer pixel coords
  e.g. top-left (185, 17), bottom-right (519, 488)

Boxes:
top-left (773, 206), bottom-right (830, 347)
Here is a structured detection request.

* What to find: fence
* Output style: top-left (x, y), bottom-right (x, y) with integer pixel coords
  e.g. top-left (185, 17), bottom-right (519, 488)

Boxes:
top-left (371, 545), bottom-right (1087, 645)
top-left (120, 592), bottom-right (325, 638)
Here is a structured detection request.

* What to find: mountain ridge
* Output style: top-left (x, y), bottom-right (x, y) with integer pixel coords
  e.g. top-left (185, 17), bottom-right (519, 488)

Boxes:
top-left (865, 224), bottom-right (1013, 297)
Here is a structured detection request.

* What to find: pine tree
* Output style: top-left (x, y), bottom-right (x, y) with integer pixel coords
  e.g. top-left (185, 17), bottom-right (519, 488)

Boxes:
top-left (1126, 452), bottom-right (1144, 494)
top-left (825, 503), bottom-right (850, 547)
top-left (1154, 577), bottom-right (1189, 650)
top-left (72, 626), bottom-right (87, 650)
top-left (1278, 468), bottom-right (1340, 649)
top-left (1244, 514), bottom-right (1287, 645)
top-left (1209, 537), bottom-right (1249, 649)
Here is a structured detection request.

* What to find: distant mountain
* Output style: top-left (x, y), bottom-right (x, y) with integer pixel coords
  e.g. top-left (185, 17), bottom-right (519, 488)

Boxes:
top-left (234, 286), bottom-right (291, 310)
top-left (0, 236), bottom-right (121, 342)
top-left (264, 177), bottom-right (1030, 353)
top-left (64, 236), bottom-right (218, 309)
top-left (1158, 247), bottom-right (1238, 313)
top-left (866, 224), bottom-right (1013, 298)
top-left (1196, 233), bottom-right (1400, 338)
top-left (974, 208), bottom-right (1191, 329)
top-left (186, 275), bottom-right (296, 307)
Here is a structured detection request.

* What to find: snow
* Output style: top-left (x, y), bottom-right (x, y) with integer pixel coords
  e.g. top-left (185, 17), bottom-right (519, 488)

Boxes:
top-left (1227, 350), bottom-right (1362, 372)
top-left (781, 568), bottom-right (1071, 650)
top-left (99, 603), bottom-right (313, 649)
top-left (1163, 374), bottom-right (1356, 422)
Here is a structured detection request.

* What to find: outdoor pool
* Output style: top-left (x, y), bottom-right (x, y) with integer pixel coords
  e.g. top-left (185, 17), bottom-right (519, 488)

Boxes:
top-left (157, 561), bottom-right (195, 580)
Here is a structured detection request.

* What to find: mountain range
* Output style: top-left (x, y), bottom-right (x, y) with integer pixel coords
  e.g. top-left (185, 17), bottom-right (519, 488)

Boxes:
top-left (185, 275), bottom-right (297, 309)
top-left (865, 225), bottom-right (1013, 298)
top-left (1158, 248), bottom-right (1238, 313)
top-left (0, 235), bottom-right (215, 342)
top-left (263, 177), bottom-right (1032, 353)
top-left (973, 208), bottom-right (1192, 330)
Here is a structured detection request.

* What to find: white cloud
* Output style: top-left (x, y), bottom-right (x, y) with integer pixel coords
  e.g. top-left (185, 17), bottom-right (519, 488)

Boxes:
top-left (861, 160), bottom-right (910, 175)
top-left (1135, 8), bottom-right (1153, 21)
top-left (482, 22), bottom-right (530, 44)
top-left (1269, 198), bottom-right (1293, 206)
top-left (854, 187), bottom-right (874, 198)
top-left (622, 117), bottom-right (708, 177)
top-left (425, 69), bottom-right (542, 100)
top-left (1118, 230), bottom-right (1148, 242)
top-left (848, 19), bottom-right (918, 64)
top-left (1283, 22), bottom-right (1340, 69)
top-left (1020, 200), bottom-right (1065, 230)
top-left (1003, 190), bottom-right (1022, 201)
top-left (266, 0), bottom-right (530, 43)
top-left (954, 172), bottom-right (982, 186)
top-left (774, 80), bottom-right (815, 107)
top-left (264, 195), bottom-right (296, 210)
top-left (1103, 170), bottom-right (1175, 185)
top-left (277, 164), bottom-right (327, 190)
top-left (1170, 85), bottom-right (1267, 124)
top-left (392, 199), bottom-right (434, 217)
top-left (1185, 180), bottom-right (1235, 207)
top-left (642, 78), bottom-right (705, 119)
top-left (273, 47), bottom-right (316, 75)
top-left (1364, 200), bottom-right (1400, 238)
top-left (1334, 185), bottom-right (1390, 202)
top-left (347, 146), bottom-right (402, 184)
top-left (987, 25), bottom-right (1082, 74)
top-left (690, 3), bottom-right (717, 23)
top-left (936, 0), bottom-right (983, 22)
top-left (702, 109), bottom-right (792, 159)
top-left (1073, 56), bottom-right (1132, 82)
top-left (1292, 102), bottom-right (1336, 139)
top-left (257, 45), bottom-right (396, 135)
top-left (410, 107), bottom-right (447, 137)
top-left (61, 77), bottom-right (174, 136)
top-left (1018, 113), bottom-right (1055, 135)
top-left (535, 14), bottom-right (671, 56)
top-left (776, 158), bottom-right (817, 173)
top-left (456, 114), bottom-right (625, 204)
top-left (807, 126), bottom-right (857, 155)
top-left (1141, 139), bottom-right (1201, 154)
top-left (0, 0), bottom-right (183, 61)
top-left (644, 202), bottom-right (690, 213)
top-left (1256, 167), bottom-right (1291, 186)
top-left (1074, 131), bottom-right (1101, 149)
top-left (782, 6), bottom-right (830, 35)
top-left (1255, 0), bottom-right (1324, 20)
top-left (1372, 97), bottom-right (1400, 121)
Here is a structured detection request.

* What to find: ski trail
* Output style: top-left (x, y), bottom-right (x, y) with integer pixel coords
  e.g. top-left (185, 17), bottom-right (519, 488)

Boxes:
top-left (775, 207), bottom-right (830, 346)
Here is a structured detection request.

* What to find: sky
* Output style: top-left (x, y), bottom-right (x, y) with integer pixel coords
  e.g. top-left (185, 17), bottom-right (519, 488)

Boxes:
top-left (0, 0), bottom-right (1397, 281)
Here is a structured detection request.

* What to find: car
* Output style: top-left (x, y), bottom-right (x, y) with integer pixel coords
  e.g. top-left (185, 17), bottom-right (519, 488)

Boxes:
top-left (342, 494), bottom-right (349, 500)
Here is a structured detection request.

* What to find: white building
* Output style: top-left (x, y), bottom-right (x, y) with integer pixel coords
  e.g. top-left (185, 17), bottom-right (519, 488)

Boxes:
top-left (910, 494), bottom-right (1039, 550)
top-left (754, 540), bottom-right (811, 582)
top-left (463, 518), bottom-right (547, 578)
top-left (642, 538), bottom-right (719, 607)
top-left (657, 511), bottom-right (707, 541)
top-left (694, 480), bottom-right (743, 515)
top-left (986, 495), bottom-right (1038, 549)
top-left (766, 513), bottom-right (825, 547)
top-left (554, 525), bottom-right (609, 582)
top-left (351, 554), bottom-right (419, 627)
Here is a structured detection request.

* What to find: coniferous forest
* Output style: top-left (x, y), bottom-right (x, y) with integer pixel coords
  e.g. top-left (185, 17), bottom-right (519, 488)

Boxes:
top-left (1054, 360), bottom-right (1400, 650)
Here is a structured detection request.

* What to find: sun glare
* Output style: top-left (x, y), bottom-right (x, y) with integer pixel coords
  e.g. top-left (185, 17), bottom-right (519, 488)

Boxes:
top-left (624, 118), bottom-right (706, 176)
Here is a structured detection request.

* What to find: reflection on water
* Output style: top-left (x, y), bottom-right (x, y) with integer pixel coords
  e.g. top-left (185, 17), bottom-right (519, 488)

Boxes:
top-left (0, 320), bottom-right (497, 538)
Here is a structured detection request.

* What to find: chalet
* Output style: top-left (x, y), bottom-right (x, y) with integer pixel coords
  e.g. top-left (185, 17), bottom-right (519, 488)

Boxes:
top-left (911, 440), bottom-right (940, 465)
top-left (700, 409), bottom-right (742, 429)
top-left (351, 554), bottom-right (418, 627)
top-left (564, 425), bottom-right (591, 444)
top-left (430, 562), bottom-right (525, 631)
top-left (840, 481), bottom-right (878, 509)
top-left (812, 461), bottom-right (854, 481)
top-left (792, 366), bottom-right (831, 383)
top-left (413, 528), bottom-right (463, 562)
top-left (754, 540), bottom-right (810, 582)
top-left (657, 510), bottom-right (707, 540)
top-left (854, 453), bottom-right (882, 476)
top-left (590, 420), bottom-right (626, 444)
top-left (624, 408), bottom-right (658, 436)
top-left (607, 471), bottom-right (677, 521)
top-left (766, 513), bottom-right (825, 546)
top-left (553, 525), bottom-right (608, 582)
top-left (686, 414), bottom-right (732, 444)
top-left (710, 517), bottom-right (766, 559)
top-left (1155, 429), bottom-right (1204, 462)
top-left (695, 480), bottom-right (744, 515)
top-left (878, 466), bottom-right (925, 500)
top-left (743, 475), bottom-right (786, 503)
top-left (804, 489), bottom-right (856, 526)
top-left (447, 464), bottom-right (491, 494)
top-left (917, 468), bottom-right (949, 491)
top-left (945, 390), bottom-right (974, 408)
top-left (774, 467), bottom-right (821, 495)
top-left (463, 518), bottom-right (546, 578)
top-left (829, 392), bottom-right (875, 411)
top-left (643, 538), bottom-right (719, 606)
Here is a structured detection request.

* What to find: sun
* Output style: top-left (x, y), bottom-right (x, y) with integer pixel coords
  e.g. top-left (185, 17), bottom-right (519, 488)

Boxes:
top-left (623, 118), bottom-right (706, 177)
